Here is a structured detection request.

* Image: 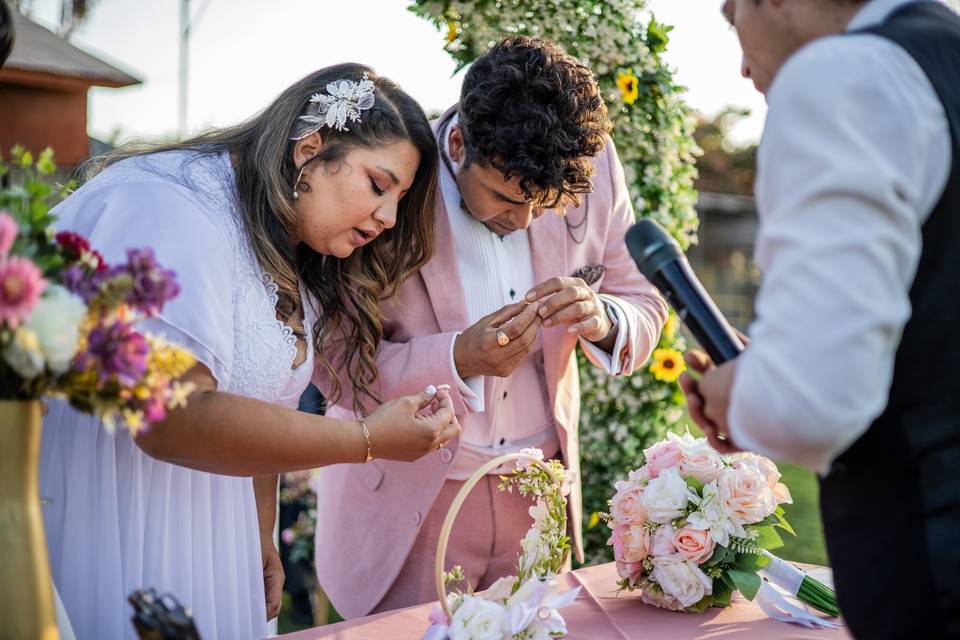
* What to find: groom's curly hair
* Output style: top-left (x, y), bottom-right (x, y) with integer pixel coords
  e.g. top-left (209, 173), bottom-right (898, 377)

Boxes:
top-left (458, 36), bottom-right (611, 209)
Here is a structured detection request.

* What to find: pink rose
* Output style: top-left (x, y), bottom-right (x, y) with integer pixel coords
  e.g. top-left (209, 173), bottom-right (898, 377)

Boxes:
top-left (719, 467), bottom-right (777, 525)
top-left (671, 526), bottom-right (716, 564)
top-left (616, 560), bottom-right (643, 583)
top-left (609, 524), bottom-right (649, 563)
top-left (644, 441), bottom-right (684, 479)
top-left (680, 451), bottom-right (725, 484)
top-left (730, 452), bottom-right (791, 503)
top-left (649, 524), bottom-right (676, 557)
top-left (611, 485), bottom-right (648, 525)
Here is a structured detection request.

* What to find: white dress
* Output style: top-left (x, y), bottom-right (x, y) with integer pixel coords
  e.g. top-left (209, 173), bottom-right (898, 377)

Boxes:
top-left (39, 151), bottom-right (316, 640)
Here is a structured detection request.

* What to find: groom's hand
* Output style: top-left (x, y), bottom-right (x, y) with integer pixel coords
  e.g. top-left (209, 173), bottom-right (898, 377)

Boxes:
top-left (454, 301), bottom-right (543, 378)
top-left (679, 349), bottom-right (741, 454)
top-left (525, 277), bottom-right (615, 348)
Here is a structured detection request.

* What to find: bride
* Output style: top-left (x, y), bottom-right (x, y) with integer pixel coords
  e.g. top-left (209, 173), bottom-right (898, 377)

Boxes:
top-left (40, 63), bottom-right (458, 640)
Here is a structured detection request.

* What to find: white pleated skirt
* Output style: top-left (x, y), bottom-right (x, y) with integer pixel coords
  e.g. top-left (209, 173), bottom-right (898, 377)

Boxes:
top-left (39, 399), bottom-right (267, 640)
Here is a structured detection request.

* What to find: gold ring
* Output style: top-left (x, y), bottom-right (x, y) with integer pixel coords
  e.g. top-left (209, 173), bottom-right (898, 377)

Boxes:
top-left (437, 442), bottom-right (445, 450)
top-left (496, 329), bottom-right (510, 346)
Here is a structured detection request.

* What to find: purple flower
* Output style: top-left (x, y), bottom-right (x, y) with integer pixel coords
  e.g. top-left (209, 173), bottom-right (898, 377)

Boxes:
top-left (62, 264), bottom-right (106, 303)
top-left (122, 249), bottom-right (180, 315)
top-left (76, 319), bottom-right (148, 386)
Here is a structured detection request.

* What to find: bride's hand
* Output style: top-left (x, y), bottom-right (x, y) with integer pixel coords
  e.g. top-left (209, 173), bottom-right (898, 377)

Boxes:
top-left (365, 386), bottom-right (460, 462)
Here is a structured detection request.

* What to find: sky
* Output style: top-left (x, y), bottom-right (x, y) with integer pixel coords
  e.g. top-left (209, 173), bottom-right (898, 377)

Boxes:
top-left (23, 0), bottom-right (768, 146)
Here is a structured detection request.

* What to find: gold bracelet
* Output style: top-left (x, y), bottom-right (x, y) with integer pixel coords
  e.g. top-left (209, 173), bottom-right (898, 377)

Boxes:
top-left (358, 418), bottom-right (373, 463)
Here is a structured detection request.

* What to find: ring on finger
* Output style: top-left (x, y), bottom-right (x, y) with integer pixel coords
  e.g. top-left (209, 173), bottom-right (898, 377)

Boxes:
top-left (496, 329), bottom-right (510, 347)
top-left (437, 442), bottom-right (446, 450)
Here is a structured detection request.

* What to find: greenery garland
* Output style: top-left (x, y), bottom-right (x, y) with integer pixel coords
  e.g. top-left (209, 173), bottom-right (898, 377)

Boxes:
top-left (410, 0), bottom-right (701, 562)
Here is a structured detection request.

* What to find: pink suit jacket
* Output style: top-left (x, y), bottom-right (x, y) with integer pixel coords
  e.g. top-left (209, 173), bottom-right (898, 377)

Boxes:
top-left (312, 112), bottom-right (667, 619)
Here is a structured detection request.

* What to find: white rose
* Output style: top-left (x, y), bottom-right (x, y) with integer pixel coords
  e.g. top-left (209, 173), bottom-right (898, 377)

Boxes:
top-left (25, 285), bottom-right (87, 373)
top-left (450, 595), bottom-right (509, 640)
top-left (685, 480), bottom-right (746, 547)
top-left (5, 326), bottom-right (45, 379)
top-left (641, 466), bottom-right (690, 523)
top-left (650, 554), bottom-right (713, 608)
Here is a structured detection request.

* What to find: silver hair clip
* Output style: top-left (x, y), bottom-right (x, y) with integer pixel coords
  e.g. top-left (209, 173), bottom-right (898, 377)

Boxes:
top-left (291, 72), bottom-right (376, 139)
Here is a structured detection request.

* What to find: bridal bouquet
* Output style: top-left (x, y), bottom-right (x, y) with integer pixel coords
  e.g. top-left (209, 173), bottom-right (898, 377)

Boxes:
top-left (0, 146), bottom-right (195, 433)
top-left (605, 432), bottom-right (839, 619)
top-left (424, 450), bottom-right (581, 640)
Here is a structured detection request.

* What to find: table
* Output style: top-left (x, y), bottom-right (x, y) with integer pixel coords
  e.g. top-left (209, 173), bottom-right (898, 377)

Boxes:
top-left (277, 562), bottom-right (851, 639)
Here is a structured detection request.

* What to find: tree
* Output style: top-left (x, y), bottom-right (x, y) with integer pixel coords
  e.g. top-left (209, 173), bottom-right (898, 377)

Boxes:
top-left (693, 107), bottom-right (757, 197)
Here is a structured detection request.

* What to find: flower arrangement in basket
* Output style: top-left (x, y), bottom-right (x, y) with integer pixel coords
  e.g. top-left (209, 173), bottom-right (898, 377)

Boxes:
top-left (423, 449), bottom-right (582, 640)
top-left (603, 432), bottom-right (840, 626)
top-left (0, 146), bottom-right (195, 432)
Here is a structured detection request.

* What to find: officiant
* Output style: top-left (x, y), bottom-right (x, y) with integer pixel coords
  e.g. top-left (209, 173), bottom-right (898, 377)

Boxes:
top-left (680, 1), bottom-right (960, 638)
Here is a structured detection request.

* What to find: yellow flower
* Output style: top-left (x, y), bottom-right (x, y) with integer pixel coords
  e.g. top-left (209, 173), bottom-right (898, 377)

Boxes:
top-left (167, 380), bottom-right (195, 409)
top-left (616, 70), bottom-right (639, 105)
top-left (122, 408), bottom-right (146, 436)
top-left (649, 347), bottom-right (685, 382)
top-left (663, 313), bottom-right (678, 340)
top-left (147, 342), bottom-right (196, 378)
top-left (445, 20), bottom-right (459, 44)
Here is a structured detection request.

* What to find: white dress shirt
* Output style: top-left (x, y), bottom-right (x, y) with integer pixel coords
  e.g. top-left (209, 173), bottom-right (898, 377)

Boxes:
top-left (728, 0), bottom-right (953, 474)
top-left (440, 115), bottom-right (631, 479)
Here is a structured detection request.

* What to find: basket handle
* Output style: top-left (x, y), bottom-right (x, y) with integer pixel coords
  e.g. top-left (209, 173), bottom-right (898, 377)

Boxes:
top-left (434, 452), bottom-right (562, 620)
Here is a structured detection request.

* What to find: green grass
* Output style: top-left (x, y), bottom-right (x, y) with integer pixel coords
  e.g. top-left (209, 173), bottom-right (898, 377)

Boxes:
top-left (775, 463), bottom-right (828, 566)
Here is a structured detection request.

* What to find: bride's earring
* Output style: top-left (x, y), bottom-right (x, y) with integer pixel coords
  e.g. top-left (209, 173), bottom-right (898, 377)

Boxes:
top-left (292, 165), bottom-right (307, 200)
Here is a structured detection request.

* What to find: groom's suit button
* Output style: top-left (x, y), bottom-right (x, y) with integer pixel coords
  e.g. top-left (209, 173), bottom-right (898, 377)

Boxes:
top-left (440, 448), bottom-right (453, 463)
top-left (413, 511), bottom-right (422, 525)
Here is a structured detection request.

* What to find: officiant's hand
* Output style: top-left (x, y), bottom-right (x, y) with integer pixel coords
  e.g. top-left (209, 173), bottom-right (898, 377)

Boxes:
top-left (454, 301), bottom-right (543, 378)
top-left (367, 386), bottom-right (461, 462)
top-left (679, 349), bottom-right (741, 454)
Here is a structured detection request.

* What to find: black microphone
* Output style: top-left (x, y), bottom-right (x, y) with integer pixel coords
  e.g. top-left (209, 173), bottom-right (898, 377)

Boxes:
top-left (625, 219), bottom-right (745, 365)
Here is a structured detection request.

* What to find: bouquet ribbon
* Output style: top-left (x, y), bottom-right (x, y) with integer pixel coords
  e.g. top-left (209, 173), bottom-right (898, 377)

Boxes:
top-left (757, 551), bottom-right (841, 630)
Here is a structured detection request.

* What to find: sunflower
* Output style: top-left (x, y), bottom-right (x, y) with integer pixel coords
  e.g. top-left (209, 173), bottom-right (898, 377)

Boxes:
top-left (616, 69), bottom-right (639, 105)
top-left (649, 347), bottom-right (685, 382)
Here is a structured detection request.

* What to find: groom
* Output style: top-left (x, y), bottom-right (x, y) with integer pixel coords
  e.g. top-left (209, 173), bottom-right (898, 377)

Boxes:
top-left (681, 1), bottom-right (960, 638)
top-left (312, 36), bottom-right (667, 618)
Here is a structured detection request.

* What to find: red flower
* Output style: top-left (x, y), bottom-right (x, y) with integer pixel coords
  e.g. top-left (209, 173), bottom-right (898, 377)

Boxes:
top-left (56, 231), bottom-right (91, 262)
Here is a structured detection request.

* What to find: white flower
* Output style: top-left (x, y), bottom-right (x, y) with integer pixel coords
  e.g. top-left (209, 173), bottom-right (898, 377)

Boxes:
top-left (520, 527), bottom-right (548, 568)
top-left (640, 466), bottom-right (691, 523)
top-left (25, 285), bottom-right (87, 373)
top-left (650, 554), bottom-right (713, 608)
top-left (449, 595), bottom-right (509, 640)
top-left (528, 499), bottom-right (550, 532)
top-left (685, 480), bottom-right (746, 547)
top-left (480, 575), bottom-right (516, 603)
top-left (5, 326), bottom-right (45, 379)
top-left (667, 431), bottom-right (712, 456)
top-left (517, 447), bottom-right (545, 471)
top-left (505, 577), bottom-right (580, 639)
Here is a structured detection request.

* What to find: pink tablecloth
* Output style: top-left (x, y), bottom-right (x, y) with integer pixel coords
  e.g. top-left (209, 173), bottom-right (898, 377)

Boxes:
top-left (277, 562), bottom-right (851, 639)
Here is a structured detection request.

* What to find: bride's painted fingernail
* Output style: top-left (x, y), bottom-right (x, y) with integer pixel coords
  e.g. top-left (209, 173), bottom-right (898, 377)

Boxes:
top-left (424, 384), bottom-right (437, 397)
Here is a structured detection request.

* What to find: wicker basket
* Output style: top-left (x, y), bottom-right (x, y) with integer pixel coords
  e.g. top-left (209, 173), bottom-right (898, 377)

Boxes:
top-left (433, 452), bottom-right (566, 619)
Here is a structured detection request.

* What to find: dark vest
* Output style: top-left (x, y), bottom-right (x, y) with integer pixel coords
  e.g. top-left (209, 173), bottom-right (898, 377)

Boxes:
top-left (819, 3), bottom-right (960, 638)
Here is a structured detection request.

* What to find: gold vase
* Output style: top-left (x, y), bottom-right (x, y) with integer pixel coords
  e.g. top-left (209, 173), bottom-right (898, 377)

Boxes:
top-left (0, 400), bottom-right (58, 640)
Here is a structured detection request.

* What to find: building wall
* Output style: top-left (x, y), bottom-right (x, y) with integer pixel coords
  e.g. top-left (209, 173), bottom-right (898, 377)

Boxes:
top-left (0, 82), bottom-right (88, 165)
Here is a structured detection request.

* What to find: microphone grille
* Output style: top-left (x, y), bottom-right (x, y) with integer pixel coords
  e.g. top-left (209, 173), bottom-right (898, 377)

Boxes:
top-left (625, 219), bottom-right (682, 279)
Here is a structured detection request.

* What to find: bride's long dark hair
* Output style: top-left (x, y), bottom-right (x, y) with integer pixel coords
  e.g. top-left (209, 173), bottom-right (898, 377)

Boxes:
top-left (87, 64), bottom-right (438, 412)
